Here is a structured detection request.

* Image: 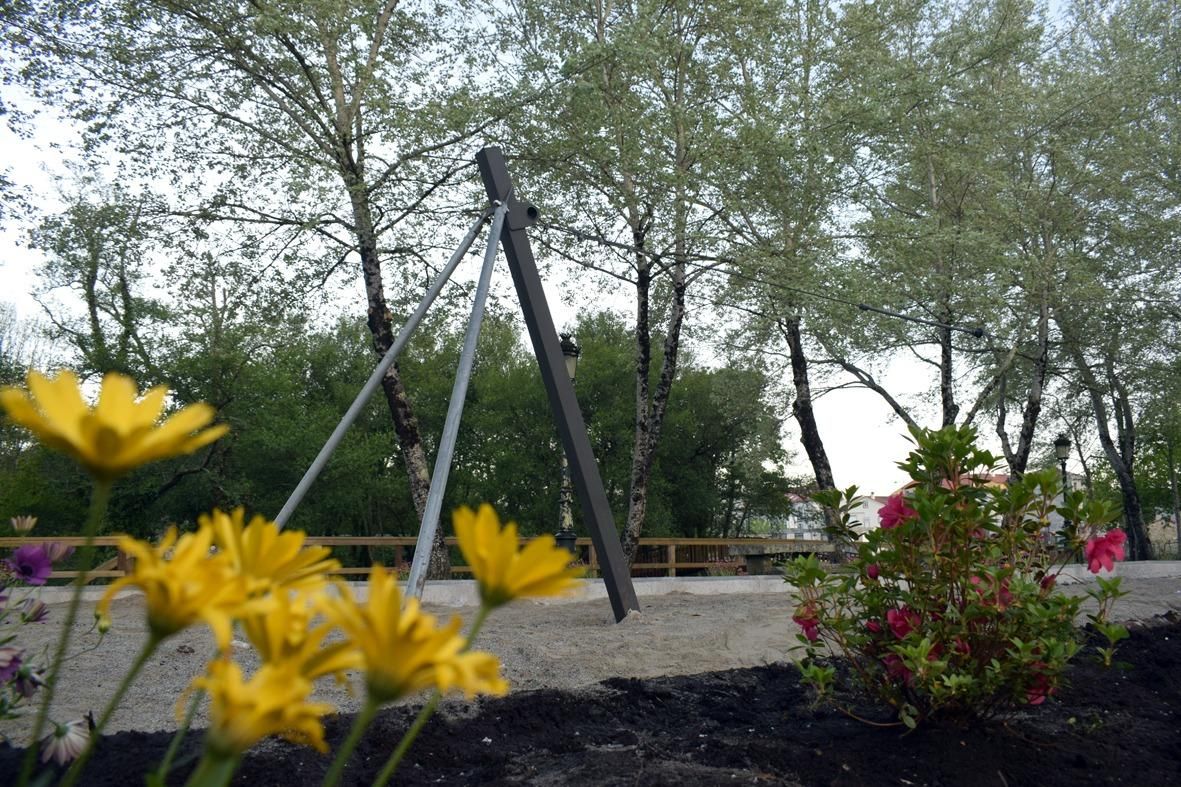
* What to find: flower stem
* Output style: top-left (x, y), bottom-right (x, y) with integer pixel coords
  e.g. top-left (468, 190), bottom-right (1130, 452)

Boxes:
top-left (321, 696), bottom-right (379, 787)
top-left (59, 633), bottom-right (162, 787)
top-left (148, 688), bottom-right (204, 787)
top-left (18, 480), bottom-right (111, 787)
top-left (184, 749), bottom-right (240, 787)
top-left (370, 693), bottom-right (439, 787)
top-left (370, 603), bottom-right (493, 787)
top-left (464, 605), bottom-right (491, 649)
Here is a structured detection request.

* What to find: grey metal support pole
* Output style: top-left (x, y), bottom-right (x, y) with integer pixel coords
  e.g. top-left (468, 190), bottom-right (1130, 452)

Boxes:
top-left (274, 209), bottom-right (491, 528)
top-left (475, 146), bottom-right (640, 622)
top-left (406, 200), bottom-right (509, 597)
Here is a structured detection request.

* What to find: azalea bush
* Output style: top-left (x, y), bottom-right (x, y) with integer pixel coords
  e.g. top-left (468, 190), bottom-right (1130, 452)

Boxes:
top-left (785, 425), bottom-right (1127, 728)
top-left (1, 370), bottom-right (581, 787)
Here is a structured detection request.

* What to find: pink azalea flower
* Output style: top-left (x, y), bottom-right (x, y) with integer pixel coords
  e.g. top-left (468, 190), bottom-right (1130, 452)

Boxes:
top-left (969, 574), bottom-right (1013, 610)
top-left (886, 607), bottom-right (920, 639)
top-left (1085, 529), bottom-right (1127, 574)
top-left (1026, 663), bottom-right (1054, 705)
top-left (792, 615), bottom-right (819, 641)
top-left (865, 619), bottom-right (883, 634)
top-left (1039, 574), bottom-right (1057, 592)
top-left (793, 603), bottom-right (820, 642)
top-left (878, 493), bottom-right (917, 529)
top-left (6, 545), bottom-right (52, 586)
top-left (865, 563), bottom-right (880, 581)
top-left (883, 653), bottom-right (912, 684)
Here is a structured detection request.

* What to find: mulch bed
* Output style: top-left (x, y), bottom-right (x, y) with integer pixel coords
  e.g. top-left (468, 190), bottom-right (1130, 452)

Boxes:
top-left (6, 616), bottom-right (1180, 786)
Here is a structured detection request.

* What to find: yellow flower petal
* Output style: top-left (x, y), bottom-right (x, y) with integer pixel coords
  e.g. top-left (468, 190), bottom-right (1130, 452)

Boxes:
top-left (0, 370), bottom-right (228, 481)
top-left (190, 659), bottom-right (334, 756)
top-left (453, 504), bottom-right (582, 608)
top-left (206, 507), bottom-right (339, 597)
top-left (240, 592), bottom-right (359, 682)
top-left (320, 566), bottom-right (506, 704)
top-left (101, 525), bottom-right (245, 648)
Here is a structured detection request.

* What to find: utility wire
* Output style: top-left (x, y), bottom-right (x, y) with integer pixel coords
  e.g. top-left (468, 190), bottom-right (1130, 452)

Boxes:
top-left (535, 218), bottom-right (987, 339)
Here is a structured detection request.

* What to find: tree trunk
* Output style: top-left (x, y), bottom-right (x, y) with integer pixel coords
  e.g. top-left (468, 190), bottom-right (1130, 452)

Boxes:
top-left (621, 260), bottom-right (687, 566)
top-left (938, 316), bottom-right (959, 427)
top-left (343, 168), bottom-right (448, 577)
top-left (621, 256), bottom-right (652, 566)
top-left (1069, 422), bottom-right (1095, 493)
top-left (781, 316), bottom-right (836, 494)
top-left (721, 465), bottom-right (737, 538)
top-left (997, 303), bottom-right (1050, 476)
top-left (1167, 441), bottom-right (1181, 553)
top-left (1060, 335), bottom-right (1150, 560)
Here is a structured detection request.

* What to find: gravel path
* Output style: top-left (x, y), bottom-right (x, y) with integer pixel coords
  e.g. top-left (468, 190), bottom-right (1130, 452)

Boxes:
top-left (2, 574), bottom-right (1178, 741)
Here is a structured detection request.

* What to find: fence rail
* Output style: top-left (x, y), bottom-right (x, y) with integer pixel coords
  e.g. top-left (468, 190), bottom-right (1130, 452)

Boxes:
top-left (0, 535), bottom-right (836, 582)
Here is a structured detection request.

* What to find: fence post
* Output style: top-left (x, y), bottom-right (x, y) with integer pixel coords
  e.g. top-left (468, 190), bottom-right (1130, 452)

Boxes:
top-left (667, 544), bottom-right (676, 577)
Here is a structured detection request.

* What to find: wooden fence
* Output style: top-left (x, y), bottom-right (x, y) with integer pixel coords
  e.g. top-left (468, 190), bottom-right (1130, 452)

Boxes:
top-left (0, 535), bottom-right (835, 582)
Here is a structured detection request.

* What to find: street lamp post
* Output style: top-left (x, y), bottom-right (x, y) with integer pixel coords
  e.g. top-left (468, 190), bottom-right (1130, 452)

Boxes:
top-left (1054, 433), bottom-right (1072, 533)
top-left (1054, 433), bottom-right (1071, 490)
top-left (556, 333), bottom-right (581, 554)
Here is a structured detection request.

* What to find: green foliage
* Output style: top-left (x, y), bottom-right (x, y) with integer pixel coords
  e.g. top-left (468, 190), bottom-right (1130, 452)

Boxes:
top-left (2, 0), bottom-right (1177, 565)
top-left (0, 310), bottom-right (791, 545)
top-left (653, 361), bottom-right (789, 537)
top-left (784, 425), bottom-right (1126, 726)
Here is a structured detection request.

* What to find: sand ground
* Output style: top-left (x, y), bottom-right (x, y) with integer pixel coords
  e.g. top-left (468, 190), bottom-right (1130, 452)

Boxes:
top-left (2, 575), bottom-right (1179, 741)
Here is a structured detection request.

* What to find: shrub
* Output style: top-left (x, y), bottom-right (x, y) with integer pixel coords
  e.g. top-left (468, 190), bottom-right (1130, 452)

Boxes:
top-left (785, 425), bottom-right (1126, 728)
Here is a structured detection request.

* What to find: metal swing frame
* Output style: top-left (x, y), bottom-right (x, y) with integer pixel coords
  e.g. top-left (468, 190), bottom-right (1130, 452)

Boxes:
top-left (275, 146), bottom-right (640, 623)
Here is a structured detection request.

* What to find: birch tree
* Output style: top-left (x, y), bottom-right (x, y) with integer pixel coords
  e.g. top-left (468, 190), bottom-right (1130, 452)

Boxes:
top-left (502, 0), bottom-right (771, 563)
top-left (820, 0), bottom-right (1044, 435)
top-left (706, 0), bottom-right (858, 498)
top-left (1044, 0), bottom-right (1181, 560)
top-left (6, 0), bottom-right (504, 574)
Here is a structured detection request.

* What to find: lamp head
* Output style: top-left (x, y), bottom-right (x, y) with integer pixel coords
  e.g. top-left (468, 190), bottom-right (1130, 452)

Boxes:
top-left (1053, 433), bottom-right (1071, 461)
top-left (559, 333), bottom-right (581, 381)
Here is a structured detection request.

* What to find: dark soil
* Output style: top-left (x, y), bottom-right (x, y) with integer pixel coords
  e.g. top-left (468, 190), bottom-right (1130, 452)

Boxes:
top-left (6, 616), bottom-right (1180, 786)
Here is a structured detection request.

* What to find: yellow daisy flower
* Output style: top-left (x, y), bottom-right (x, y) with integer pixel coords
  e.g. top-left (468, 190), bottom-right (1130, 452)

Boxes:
top-left (189, 658), bottom-right (334, 755)
top-left (320, 565), bottom-right (507, 703)
top-left (97, 525), bottom-right (244, 649)
top-left (204, 507), bottom-right (339, 597)
top-left (0, 370), bottom-right (228, 482)
top-left (453, 504), bottom-right (582, 608)
top-left (240, 592), bottom-right (359, 683)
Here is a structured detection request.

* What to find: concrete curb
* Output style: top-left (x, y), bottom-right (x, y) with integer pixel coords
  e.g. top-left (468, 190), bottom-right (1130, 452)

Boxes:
top-left (23, 560), bottom-right (1181, 608)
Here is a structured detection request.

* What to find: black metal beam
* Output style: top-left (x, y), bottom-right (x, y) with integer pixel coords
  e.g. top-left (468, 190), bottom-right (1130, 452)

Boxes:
top-left (475, 146), bottom-right (639, 622)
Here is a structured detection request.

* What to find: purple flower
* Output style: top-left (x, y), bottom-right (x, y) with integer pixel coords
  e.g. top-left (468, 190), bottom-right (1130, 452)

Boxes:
top-left (0, 646), bottom-right (22, 682)
top-left (43, 542), bottom-right (75, 564)
top-left (20, 597), bottom-right (50, 623)
top-left (14, 666), bottom-right (45, 698)
top-left (7, 545), bottom-right (53, 586)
